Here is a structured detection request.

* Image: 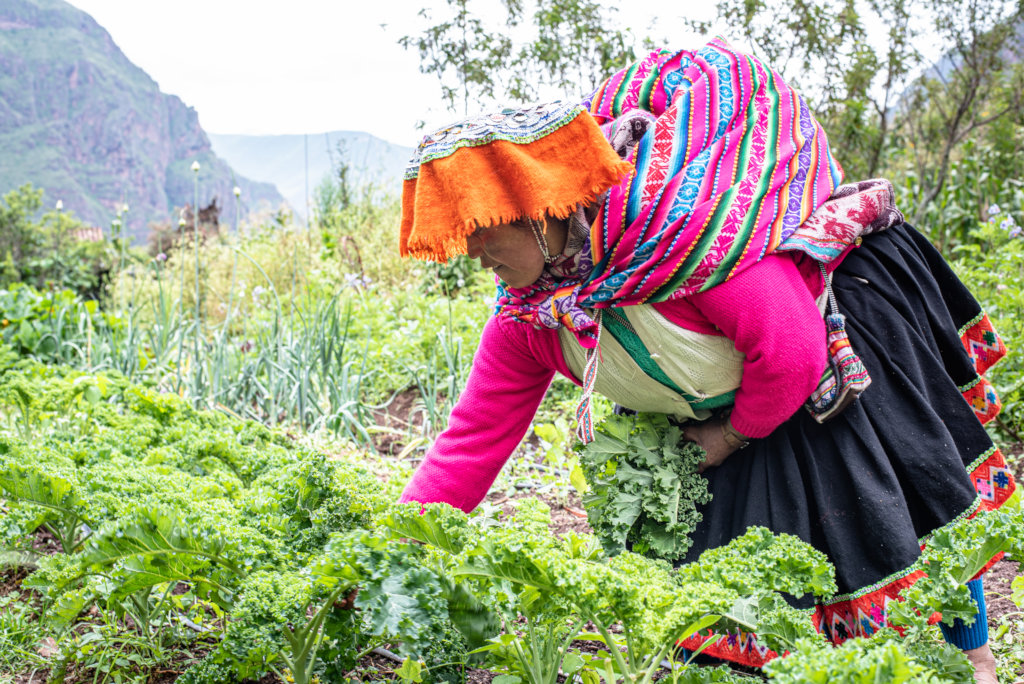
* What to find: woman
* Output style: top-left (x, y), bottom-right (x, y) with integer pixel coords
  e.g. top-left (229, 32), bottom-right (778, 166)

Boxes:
top-left (397, 40), bottom-right (1016, 681)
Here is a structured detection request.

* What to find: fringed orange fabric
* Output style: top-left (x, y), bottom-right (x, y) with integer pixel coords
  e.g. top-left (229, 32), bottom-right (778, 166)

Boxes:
top-left (400, 111), bottom-right (632, 263)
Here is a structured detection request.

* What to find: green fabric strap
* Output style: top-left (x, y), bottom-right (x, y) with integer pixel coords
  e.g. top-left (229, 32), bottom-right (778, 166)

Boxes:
top-left (603, 310), bottom-right (736, 410)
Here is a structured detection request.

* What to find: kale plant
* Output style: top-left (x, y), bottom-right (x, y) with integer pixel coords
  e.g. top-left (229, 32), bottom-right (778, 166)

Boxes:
top-left (577, 412), bottom-right (710, 561)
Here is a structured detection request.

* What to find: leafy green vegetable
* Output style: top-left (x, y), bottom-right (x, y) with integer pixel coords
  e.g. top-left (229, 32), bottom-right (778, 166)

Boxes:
top-left (672, 664), bottom-right (754, 683)
top-left (471, 616), bottom-right (586, 684)
top-left (179, 570), bottom-right (342, 684)
top-left (678, 526), bottom-right (837, 600)
top-left (350, 535), bottom-right (448, 656)
top-left (896, 508), bottom-right (1024, 627)
top-left (2, 359), bottom-right (1018, 683)
top-left (577, 412), bottom-right (711, 561)
top-left (396, 657), bottom-right (426, 683)
top-left (764, 633), bottom-right (954, 683)
top-left (0, 448), bottom-right (88, 553)
top-left (385, 501), bottom-right (474, 554)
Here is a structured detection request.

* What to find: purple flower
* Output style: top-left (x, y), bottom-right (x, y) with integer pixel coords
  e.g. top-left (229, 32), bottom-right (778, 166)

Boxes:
top-left (343, 273), bottom-right (372, 289)
top-left (156, 252), bottom-right (167, 262)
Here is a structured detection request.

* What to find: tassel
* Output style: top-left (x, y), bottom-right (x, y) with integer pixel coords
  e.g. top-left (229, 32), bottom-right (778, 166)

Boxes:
top-left (805, 266), bottom-right (872, 422)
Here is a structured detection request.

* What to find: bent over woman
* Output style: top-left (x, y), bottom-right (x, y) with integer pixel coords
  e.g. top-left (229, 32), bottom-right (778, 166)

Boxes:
top-left (396, 39), bottom-right (1017, 682)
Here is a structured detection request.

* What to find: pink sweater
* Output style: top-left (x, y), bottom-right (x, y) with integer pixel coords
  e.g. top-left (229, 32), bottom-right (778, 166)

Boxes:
top-left (400, 251), bottom-right (830, 512)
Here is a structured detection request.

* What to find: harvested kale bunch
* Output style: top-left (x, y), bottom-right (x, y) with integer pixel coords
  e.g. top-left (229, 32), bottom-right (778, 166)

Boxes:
top-left (577, 412), bottom-right (711, 562)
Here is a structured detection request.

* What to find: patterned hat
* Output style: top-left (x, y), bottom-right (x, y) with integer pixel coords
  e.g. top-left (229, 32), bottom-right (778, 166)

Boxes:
top-left (400, 101), bottom-right (633, 263)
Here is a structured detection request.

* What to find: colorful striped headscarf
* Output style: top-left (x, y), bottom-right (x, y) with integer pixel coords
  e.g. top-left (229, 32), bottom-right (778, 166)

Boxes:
top-left (495, 38), bottom-right (844, 348)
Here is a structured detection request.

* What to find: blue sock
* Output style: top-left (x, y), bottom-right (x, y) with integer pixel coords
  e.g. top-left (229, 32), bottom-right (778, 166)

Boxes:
top-left (939, 577), bottom-right (989, 650)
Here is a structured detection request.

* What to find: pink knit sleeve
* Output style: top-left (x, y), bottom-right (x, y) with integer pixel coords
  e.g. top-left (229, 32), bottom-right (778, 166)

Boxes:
top-left (687, 253), bottom-right (828, 438)
top-left (398, 315), bottom-right (561, 512)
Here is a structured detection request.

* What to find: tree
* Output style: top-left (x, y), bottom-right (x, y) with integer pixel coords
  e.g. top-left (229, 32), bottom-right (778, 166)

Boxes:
top-left (399, 0), bottom-right (635, 115)
top-left (682, 0), bottom-right (921, 179)
top-left (507, 0), bottom-right (634, 102)
top-left (0, 184), bottom-right (45, 268)
top-left (899, 0), bottom-right (1024, 226)
top-left (0, 183), bottom-right (115, 297)
top-left (683, 0), bottom-right (1024, 233)
top-left (399, 0), bottom-right (517, 115)
top-left (842, 0), bottom-right (920, 178)
top-left (398, 0), bottom-right (635, 292)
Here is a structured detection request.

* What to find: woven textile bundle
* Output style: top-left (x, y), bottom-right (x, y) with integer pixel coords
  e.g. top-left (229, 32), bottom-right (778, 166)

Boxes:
top-left (580, 38), bottom-right (843, 301)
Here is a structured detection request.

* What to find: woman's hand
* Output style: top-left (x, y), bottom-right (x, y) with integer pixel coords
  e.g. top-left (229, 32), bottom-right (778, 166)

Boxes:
top-left (682, 419), bottom-right (740, 473)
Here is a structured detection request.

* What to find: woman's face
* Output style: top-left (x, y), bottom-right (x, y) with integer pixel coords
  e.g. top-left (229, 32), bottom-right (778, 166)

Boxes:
top-left (465, 220), bottom-right (545, 288)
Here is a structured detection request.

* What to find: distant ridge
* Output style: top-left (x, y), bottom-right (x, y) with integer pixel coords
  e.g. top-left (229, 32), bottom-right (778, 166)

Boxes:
top-left (208, 131), bottom-right (413, 221)
top-left (0, 0), bottom-right (284, 241)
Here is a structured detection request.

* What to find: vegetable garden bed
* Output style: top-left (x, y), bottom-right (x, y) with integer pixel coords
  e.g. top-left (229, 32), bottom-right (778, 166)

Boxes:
top-left (1, 358), bottom-right (1021, 683)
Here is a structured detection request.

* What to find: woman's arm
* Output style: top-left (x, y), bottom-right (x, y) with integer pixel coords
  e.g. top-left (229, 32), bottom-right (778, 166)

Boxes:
top-left (398, 315), bottom-right (559, 512)
top-left (687, 252), bottom-right (828, 439)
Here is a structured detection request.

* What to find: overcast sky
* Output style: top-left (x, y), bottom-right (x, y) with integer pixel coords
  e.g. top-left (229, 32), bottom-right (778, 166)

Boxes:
top-left (66, 1), bottom-right (714, 146)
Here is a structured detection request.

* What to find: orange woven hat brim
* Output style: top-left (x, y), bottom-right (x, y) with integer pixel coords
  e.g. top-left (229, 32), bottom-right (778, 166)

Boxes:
top-left (400, 111), bottom-right (633, 263)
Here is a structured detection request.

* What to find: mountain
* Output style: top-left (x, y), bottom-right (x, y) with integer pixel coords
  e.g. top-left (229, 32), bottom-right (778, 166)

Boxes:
top-left (0, 0), bottom-right (284, 241)
top-left (208, 131), bottom-right (413, 221)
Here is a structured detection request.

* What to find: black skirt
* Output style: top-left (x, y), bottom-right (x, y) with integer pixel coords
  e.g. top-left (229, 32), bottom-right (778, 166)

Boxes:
top-left (678, 223), bottom-right (1017, 667)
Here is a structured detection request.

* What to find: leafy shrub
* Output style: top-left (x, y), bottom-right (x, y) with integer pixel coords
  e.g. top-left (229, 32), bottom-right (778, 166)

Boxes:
top-left (0, 283), bottom-right (115, 362)
top-left (0, 183), bottom-right (116, 298)
top-left (951, 214), bottom-right (1024, 442)
top-left (421, 254), bottom-right (482, 297)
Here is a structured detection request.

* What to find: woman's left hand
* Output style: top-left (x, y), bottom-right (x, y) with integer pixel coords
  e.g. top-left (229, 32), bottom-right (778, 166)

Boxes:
top-left (682, 419), bottom-right (739, 473)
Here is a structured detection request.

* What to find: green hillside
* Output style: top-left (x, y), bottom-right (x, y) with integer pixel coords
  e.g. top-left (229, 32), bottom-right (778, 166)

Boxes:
top-left (0, 0), bottom-right (284, 241)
